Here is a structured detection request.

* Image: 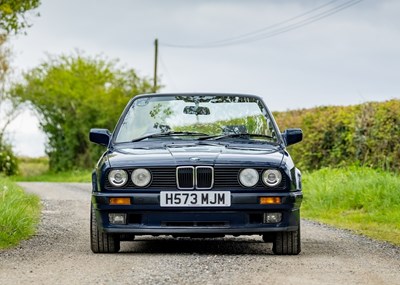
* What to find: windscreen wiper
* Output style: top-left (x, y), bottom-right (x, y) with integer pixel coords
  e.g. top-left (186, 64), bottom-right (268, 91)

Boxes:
top-left (131, 131), bottom-right (210, 142)
top-left (198, 133), bottom-right (275, 141)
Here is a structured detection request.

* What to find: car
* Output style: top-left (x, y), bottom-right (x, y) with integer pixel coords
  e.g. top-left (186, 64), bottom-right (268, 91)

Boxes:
top-left (89, 93), bottom-right (303, 255)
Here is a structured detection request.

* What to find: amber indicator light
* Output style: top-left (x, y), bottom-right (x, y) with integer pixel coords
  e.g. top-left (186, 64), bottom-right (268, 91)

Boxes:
top-left (260, 197), bottom-right (281, 205)
top-left (109, 197), bottom-right (131, 205)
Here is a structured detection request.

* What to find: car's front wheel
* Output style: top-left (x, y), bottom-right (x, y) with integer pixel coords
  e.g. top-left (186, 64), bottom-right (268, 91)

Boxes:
top-left (90, 204), bottom-right (120, 253)
top-left (271, 228), bottom-right (301, 255)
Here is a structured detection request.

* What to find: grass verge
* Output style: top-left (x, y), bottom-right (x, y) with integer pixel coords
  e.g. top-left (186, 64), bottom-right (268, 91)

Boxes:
top-left (17, 156), bottom-right (49, 177)
top-left (0, 177), bottom-right (41, 249)
top-left (302, 167), bottom-right (400, 246)
top-left (13, 169), bottom-right (92, 183)
top-left (13, 157), bottom-right (91, 182)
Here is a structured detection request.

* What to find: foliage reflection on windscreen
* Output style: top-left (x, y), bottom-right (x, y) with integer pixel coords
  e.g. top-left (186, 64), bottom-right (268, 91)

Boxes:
top-left (115, 96), bottom-right (277, 142)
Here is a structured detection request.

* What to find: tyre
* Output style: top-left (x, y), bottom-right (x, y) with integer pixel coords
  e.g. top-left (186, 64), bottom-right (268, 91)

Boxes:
top-left (272, 228), bottom-right (301, 255)
top-left (90, 204), bottom-right (120, 253)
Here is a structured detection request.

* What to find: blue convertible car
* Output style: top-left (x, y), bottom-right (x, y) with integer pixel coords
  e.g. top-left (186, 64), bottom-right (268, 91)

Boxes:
top-left (90, 93), bottom-right (303, 255)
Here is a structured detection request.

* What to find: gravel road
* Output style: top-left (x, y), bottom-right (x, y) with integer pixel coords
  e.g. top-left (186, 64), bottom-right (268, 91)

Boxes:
top-left (0, 182), bottom-right (399, 285)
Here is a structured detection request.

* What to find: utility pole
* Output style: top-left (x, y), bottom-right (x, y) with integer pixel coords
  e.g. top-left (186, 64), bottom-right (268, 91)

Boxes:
top-left (153, 38), bottom-right (158, 93)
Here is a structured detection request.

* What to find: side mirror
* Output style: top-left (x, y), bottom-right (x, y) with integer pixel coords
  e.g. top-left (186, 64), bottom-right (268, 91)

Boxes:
top-left (282, 128), bottom-right (303, 146)
top-left (89, 129), bottom-right (111, 146)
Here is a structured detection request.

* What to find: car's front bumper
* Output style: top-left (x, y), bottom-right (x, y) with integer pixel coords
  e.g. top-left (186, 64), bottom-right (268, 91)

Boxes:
top-left (92, 191), bottom-right (302, 235)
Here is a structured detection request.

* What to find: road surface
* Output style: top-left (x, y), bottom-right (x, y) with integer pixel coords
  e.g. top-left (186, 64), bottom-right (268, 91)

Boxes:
top-left (0, 182), bottom-right (399, 285)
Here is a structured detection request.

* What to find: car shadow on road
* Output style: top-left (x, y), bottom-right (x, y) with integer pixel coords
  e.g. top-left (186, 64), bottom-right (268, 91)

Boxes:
top-left (119, 237), bottom-right (275, 255)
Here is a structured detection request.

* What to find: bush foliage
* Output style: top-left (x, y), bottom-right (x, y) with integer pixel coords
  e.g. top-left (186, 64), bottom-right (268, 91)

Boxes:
top-left (10, 54), bottom-right (155, 171)
top-left (0, 140), bottom-right (18, 175)
top-left (274, 99), bottom-right (400, 172)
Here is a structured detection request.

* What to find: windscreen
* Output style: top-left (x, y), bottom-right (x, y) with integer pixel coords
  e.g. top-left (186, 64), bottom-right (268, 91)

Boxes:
top-left (115, 95), bottom-right (278, 143)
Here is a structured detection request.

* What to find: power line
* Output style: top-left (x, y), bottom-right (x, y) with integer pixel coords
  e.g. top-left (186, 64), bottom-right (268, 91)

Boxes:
top-left (236, 0), bottom-right (363, 44)
top-left (161, 0), bottom-right (363, 49)
top-left (166, 0), bottom-right (341, 47)
top-left (207, 0), bottom-right (363, 47)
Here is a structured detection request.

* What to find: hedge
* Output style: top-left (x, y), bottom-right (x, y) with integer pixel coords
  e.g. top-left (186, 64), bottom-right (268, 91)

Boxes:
top-left (273, 99), bottom-right (400, 172)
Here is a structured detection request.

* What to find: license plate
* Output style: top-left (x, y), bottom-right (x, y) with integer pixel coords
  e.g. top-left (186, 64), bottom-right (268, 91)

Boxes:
top-left (160, 191), bottom-right (231, 207)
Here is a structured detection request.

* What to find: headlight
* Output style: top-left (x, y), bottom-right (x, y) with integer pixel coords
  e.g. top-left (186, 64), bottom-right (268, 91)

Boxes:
top-left (131, 168), bottom-right (151, 187)
top-left (108, 169), bottom-right (128, 187)
top-left (262, 169), bottom-right (282, 187)
top-left (239, 168), bottom-right (259, 187)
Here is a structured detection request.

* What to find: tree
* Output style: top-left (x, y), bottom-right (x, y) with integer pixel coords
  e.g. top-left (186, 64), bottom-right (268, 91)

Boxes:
top-left (0, 0), bottom-right (41, 132)
top-left (0, 34), bottom-right (18, 175)
top-left (0, 0), bottom-right (41, 35)
top-left (0, 0), bottom-right (41, 175)
top-left (10, 53), bottom-right (156, 171)
top-left (0, 34), bottom-right (21, 136)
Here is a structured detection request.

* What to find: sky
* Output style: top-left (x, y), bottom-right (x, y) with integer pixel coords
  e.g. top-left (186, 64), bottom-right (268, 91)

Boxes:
top-left (3, 0), bottom-right (400, 157)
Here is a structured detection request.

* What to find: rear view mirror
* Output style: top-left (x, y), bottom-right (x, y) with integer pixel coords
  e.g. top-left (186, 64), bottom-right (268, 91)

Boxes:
top-left (183, 106), bottom-right (210, 115)
top-left (282, 128), bottom-right (303, 146)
